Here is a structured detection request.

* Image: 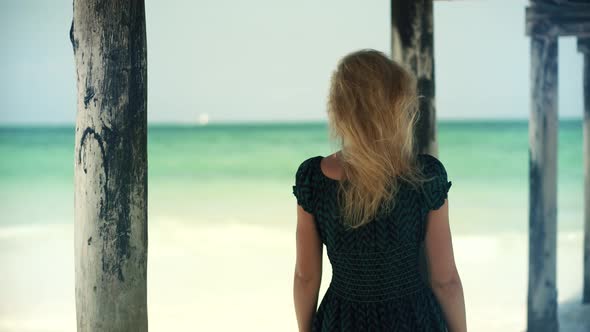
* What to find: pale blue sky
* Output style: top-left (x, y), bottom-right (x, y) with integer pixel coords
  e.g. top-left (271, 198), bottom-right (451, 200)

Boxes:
top-left (0, 0), bottom-right (584, 124)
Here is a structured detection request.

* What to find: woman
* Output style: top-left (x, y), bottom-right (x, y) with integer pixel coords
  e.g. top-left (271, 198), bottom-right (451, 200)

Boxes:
top-left (292, 49), bottom-right (466, 332)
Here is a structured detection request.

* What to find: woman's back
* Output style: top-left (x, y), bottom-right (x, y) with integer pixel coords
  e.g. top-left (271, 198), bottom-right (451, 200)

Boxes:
top-left (292, 153), bottom-right (452, 331)
top-left (292, 48), bottom-right (465, 332)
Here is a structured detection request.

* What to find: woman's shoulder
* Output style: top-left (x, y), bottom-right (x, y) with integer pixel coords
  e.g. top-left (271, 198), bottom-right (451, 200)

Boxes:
top-left (293, 155), bottom-right (326, 191)
top-left (417, 153), bottom-right (447, 177)
top-left (416, 153), bottom-right (452, 211)
top-left (295, 155), bottom-right (323, 178)
top-left (292, 156), bottom-right (323, 214)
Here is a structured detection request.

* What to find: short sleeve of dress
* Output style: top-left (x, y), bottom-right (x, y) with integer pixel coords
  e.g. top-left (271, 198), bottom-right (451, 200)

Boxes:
top-left (292, 157), bottom-right (317, 214)
top-left (420, 153), bottom-right (452, 211)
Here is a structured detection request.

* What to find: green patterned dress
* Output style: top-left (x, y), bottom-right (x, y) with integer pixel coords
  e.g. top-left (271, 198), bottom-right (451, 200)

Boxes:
top-left (292, 153), bottom-right (452, 331)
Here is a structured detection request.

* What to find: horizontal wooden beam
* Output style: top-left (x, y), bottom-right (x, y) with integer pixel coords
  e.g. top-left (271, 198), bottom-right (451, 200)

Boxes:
top-left (579, 37), bottom-right (590, 54)
top-left (530, 0), bottom-right (589, 4)
top-left (435, 0), bottom-right (587, 2)
top-left (436, 0), bottom-right (586, 2)
top-left (526, 2), bottom-right (590, 37)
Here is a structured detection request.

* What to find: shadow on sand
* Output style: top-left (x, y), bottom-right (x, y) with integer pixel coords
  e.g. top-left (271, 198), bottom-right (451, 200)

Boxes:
top-left (558, 295), bottom-right (590, 332)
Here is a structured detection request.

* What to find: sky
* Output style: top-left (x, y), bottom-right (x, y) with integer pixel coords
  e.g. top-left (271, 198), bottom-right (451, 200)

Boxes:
top-left (0, 0), bottom-right (584, 124)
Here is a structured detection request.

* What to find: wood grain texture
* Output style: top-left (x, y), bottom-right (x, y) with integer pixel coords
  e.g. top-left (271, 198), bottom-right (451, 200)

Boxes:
top-left (391, 0), bottom-right (436, 156)
top-left (530, 0), bottom-right (589, 4)
top-left (527, 34), bottom-right (558, 332)
top-left (580, 37), bottom-right (590, 305)
top-left (71, 0), bottom-right (148, 331)
top-left (526, 1), bottom-right (590, 37)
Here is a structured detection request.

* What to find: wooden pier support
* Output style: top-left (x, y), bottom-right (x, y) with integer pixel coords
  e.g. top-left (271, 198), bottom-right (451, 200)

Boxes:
top-left (527, 32), bottom-right (559, 332)
top-left (71, 0), bottom-right (148, 331)
top-left (580, 37), bottom-right (590, 304)
top-left (525, 1), bottom-right (590, 327)
top-left (390, 0), bottom-right (436, 155)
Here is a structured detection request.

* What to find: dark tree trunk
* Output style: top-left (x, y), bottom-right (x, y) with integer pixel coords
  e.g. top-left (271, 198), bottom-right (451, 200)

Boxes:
top-left (70, 0), bottom-right (148, 330)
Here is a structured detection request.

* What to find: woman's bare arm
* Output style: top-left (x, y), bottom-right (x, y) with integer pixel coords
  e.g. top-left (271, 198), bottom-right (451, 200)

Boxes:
top-left (425, 198), bottom-right (467, 332)
top-left (293, 204), bottom-right (323, 332)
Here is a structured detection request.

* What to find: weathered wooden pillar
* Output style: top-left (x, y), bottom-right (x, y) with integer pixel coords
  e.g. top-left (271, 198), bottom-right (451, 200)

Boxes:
top-left (391, 0), bottom-right (436, 155)
top-left (526, 23), bottom-right (559, 332)
top-left (580, 37), bottom-right (590, 304)
top-left (70, 0), bottom-right (148, 331)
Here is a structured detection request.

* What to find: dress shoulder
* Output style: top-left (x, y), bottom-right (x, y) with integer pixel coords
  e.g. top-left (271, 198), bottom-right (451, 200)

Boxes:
top-left (292, 156), bottom-right (321, 214)
top-left (418, 153), bottom-right (452, 212)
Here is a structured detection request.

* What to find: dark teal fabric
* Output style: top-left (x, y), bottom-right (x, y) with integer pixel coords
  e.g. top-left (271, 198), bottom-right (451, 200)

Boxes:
top-left (292, 153), bottom-right (452, 331)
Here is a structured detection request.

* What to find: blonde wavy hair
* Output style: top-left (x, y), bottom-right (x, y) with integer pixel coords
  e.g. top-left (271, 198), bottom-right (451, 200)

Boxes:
top-left (327, 48), bottom-right (429, 229)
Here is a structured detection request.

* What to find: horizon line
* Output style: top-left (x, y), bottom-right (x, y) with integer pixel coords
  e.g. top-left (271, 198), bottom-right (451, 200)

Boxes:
top-left (0, 116), bottom-right (583, 127)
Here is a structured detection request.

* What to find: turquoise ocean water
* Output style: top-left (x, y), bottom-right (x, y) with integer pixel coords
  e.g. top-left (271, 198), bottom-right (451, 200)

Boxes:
top-left (1, 120), bottom-right (588, 332)
top-left (0, 120), bottom-right (584, 234)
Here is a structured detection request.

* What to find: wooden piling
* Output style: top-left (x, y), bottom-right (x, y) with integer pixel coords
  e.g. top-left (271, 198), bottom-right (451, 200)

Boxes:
top-left (71, 0), bottom-right (148, 330)
top-left (579, 37), bottom-right (590, 304)
top-left (527, 32), bottom-right (559, 332)
top-left (390, 0), bottom-right (436, 155)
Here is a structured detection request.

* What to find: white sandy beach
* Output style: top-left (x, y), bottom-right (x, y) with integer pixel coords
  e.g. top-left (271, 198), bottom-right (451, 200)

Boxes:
top-left (0, 218), bottom-right (588, 332)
